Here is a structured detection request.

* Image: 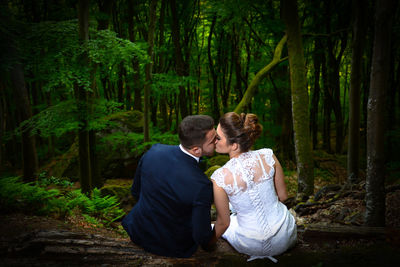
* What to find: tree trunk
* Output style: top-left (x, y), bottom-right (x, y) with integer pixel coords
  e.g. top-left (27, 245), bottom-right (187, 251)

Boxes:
top-left (143, 0), bottom-right (158, 142)
top-left (321, 49), bottom-right (332, 153)
top-left (6, 23), bottom-right (38, 182)
top-left (233, 35), bottom-right (287, 113)
top-left (97, 0), bottom-right (112, 30)
top-left (233, 26), bottom-right (244, 105)
top-left (158, 0), bottom-right (169, 130)
top-left (128, 0), bottom-right (142, 112)
top-left (310, 38), bottom-right (322, 149)
top-left (76, 0), bottom-right (92, 194)
top-left (207, 15), bottom-right (220, 120)
top-left (170, 0), bottom-right (188, 118)
top-left (347, 0), bottom-right (367, 184)
top-left (0, 84), bottom-right (4, 168)
top-left (365, 0), bottom-right (396, 227)
top-left (270, 71), bottom-right (294, 164)
top-left (281, 0), bottom-right (314, 199)
top-left (117, 63), bottom-right (124, 106)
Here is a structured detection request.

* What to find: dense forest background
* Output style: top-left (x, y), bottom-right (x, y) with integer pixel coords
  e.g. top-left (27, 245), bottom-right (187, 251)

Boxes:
top-left (0, 0), bottom-right (399, 227)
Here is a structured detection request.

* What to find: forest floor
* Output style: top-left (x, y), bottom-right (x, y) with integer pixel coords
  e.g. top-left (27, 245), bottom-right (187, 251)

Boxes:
top-left (2, 187), bottom-right (400, 266)
top-left (2, 152), bottom-right (400, 266)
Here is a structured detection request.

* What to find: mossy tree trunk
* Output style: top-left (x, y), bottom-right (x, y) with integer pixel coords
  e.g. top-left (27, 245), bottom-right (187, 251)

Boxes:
top-left (365, 0), bottom-right (396, 227)
top-left (281, 0), bottom-right (314, 199)
top-left (347, 0), bottom-right (367, 184)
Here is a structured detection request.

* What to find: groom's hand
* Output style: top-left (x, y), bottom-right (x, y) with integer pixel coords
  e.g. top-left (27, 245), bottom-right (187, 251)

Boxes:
top-left (201, 227), bottom-right (217, 252)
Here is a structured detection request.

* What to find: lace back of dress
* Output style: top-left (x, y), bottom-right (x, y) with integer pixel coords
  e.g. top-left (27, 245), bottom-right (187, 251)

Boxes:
top-left (232, 150), bottom-right (274, 195)
top-left (212, 149), bottom-right (275, 196)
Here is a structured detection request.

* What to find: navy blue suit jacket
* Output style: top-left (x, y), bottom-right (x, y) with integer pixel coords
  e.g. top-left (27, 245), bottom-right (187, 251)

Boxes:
top-left (121, 144), bottom-right (213, 257)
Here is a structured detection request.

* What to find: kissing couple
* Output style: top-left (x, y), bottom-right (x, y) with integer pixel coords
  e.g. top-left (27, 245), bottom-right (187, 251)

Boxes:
top-left (122, 112), bottom-right (297, 262)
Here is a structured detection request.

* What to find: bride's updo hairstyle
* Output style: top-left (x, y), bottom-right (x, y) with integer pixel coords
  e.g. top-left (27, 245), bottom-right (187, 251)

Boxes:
top-left (219, 112), bottom-right (263, 152)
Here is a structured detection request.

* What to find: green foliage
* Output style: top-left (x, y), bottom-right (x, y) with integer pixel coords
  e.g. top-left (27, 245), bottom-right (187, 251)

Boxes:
top-left (208, 154), bottom-right (230, 167)
top-left (65, 188), bottom-right (125, 226)
top-left (37, 171), bottom-right (74, 188)
top-left (0, 177), bottom-right (125, 227)
top-left (151, 73), bottom-right (198, 100)
top-left (100, 185), bottom-right (130, 201)
top-left (88, 29), bottom-right (149, 82)
top-left (89, 30), bottom-right (148, 65)
top-left (11, 99), bottom-right (122, 138)
top-left (22, 22), bottom-right (148, 95)
top-left (205, 165), bottom-right (221, 179)
top-left (0, 177), bottom-right (66, 215)
top-left (104, 110), bottom-right (144, 133)
top-left (314, 168), bottom-right (334, 183)
top-left (100, 130), bottom-right (179, 157)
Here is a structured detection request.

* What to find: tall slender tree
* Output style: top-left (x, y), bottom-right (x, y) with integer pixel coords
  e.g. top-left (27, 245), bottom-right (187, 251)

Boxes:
top-left (76, 0), bottom-right (91, 193)
top-left (143, 0), bottom-right (158, 142)
top-left (170, 0), bottom-right (189, 118)
top-left (281, 0), bottom-right (314, 199)
top-left (365, 0), bottom-right (396, 227)
top-left (2, 4), bottom-right (38, 181)
top-left (128, 0), bottom-right (142, 112)
top-left (347, 0), bottom-right (367, 184)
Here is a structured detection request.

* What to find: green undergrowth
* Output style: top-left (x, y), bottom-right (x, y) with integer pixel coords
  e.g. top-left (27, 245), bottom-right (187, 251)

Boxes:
top-left (0, 176), bottom-right (125, 228)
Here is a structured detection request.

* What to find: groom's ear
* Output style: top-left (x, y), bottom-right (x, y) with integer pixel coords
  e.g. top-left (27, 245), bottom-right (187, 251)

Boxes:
top-left (191, 146), bottom-right (202, 157)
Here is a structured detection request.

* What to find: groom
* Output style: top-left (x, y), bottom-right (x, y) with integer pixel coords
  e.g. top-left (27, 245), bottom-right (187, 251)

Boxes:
top-left (122, 115), bottom-right (217, 257)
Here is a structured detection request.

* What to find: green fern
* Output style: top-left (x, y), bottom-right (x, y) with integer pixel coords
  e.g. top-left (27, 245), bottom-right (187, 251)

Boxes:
top-left (0, 177), bottom-right (125, 226)
top-left (0, 177), bottom-right (66, 215)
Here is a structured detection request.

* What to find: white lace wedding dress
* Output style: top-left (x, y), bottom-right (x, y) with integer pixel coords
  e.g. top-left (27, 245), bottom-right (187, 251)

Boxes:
top-left (211, 149), bottom-right (297, 262)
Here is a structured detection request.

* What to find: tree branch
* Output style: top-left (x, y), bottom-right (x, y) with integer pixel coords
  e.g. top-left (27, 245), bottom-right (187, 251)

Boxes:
top-left (233, 34), bottom-right (287, 113)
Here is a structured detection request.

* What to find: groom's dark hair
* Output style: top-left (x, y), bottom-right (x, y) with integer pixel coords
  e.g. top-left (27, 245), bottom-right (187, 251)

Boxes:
top-left (178, 115), bottom-right (214, 148)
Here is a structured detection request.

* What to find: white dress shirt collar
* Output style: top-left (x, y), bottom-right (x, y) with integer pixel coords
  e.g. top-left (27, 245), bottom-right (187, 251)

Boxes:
top-left (179, 144), bottom-right (200, 162)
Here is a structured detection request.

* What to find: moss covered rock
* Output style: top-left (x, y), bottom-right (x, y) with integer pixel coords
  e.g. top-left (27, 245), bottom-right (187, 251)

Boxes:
top-left (100, 184), bottom-right (130, 200)
top-left (107, 110), bottom-right (144, 133)
top-left (42, 141), bottom-right (79, 181)
top-left (208, 154), bottom-right (230, 167)
top-left (205, 165), bottom-right (221, 179)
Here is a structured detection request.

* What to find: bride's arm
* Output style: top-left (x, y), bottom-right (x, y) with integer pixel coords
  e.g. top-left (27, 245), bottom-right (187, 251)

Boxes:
top-left (273, 154), bottom-right (288, 202)
top-left (212, 180), bottom-right (230, 238)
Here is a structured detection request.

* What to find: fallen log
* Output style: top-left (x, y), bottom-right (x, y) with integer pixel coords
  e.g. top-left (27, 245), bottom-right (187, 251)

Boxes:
top-left (302, 224), bottom-right (387, 243)
top-left (2, 229), bottom-right (241, 266)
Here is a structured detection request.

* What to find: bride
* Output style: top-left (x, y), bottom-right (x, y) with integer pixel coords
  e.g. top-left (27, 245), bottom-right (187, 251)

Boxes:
top-left (210, 112), bottom-right (297, 262)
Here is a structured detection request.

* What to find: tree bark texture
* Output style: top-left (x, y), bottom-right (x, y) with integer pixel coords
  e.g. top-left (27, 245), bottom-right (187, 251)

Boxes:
top-left (347, 0), bottom-right (367, 184)
top-left (281, 0), bottom-right (314, 199)
top-left (365, 0), bottom-right (396, 227)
